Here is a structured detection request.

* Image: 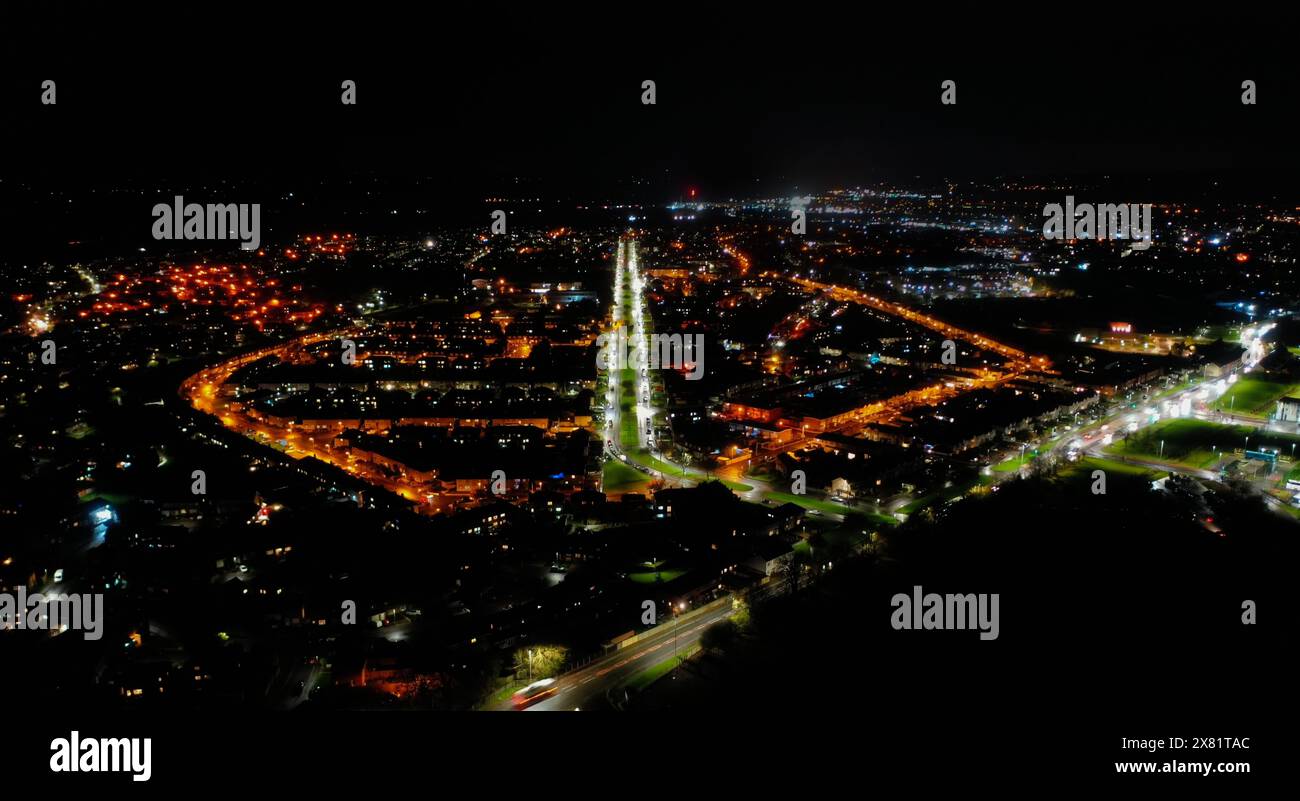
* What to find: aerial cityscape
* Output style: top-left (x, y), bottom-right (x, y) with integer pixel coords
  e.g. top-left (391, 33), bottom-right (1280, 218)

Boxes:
top-left (1, 11), bottom-right (1294, 785)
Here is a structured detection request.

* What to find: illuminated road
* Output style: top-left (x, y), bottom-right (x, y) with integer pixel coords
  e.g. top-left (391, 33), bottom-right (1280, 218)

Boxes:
top-left (977, 373), bottom-right (1299, 517)
top-left (603, 237), bottom-right (694, 483)
top-left (716, 249), bottom-right (1056, 447)
top-left (493, 596), bottom-right (739, 711)
top-left (179, 327), bottom-right (448, 510)
top-left (599, 237), bottom-right (870, 519)
top-left (789, 276), bottom-right (1053, 373)
top-left (603, 240), bottom-right (639, 463)
top-left (629, 239), bottom-right (660, 452)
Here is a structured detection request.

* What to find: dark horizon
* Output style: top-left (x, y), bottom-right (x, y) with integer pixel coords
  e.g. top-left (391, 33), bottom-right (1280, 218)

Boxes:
top-left (3, 8), bottom-right (1298, 197)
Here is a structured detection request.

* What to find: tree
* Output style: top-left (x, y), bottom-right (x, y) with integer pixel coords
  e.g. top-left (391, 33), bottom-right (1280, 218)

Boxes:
top-left (514, 645), bottom-right (568, 681)
top-left (783, 549), bottom-right (809, 595)
top-left (699, 619), bottom-right (738, 654)
top-left (730, 595), bottom-right (752, 630)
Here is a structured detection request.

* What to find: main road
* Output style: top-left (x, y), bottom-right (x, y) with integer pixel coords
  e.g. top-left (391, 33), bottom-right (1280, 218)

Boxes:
top-left (491, 596), bottom-right (739, 711)
top-left (603, 238), bottom-right (696, 480)
top-left (602, 237), bottom-right (878, 522)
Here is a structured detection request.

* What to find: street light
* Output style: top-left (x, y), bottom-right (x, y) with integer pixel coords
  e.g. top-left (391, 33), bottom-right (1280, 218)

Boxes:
top-left (673, 601), bottom-right (687, 664)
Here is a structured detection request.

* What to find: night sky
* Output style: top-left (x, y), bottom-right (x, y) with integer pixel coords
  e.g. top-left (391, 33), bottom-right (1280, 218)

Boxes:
top-left (2, 6), bottom-right (1297, 196)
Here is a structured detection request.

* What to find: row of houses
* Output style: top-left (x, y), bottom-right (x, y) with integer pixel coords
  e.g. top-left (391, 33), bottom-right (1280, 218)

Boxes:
top-left (863, 383), bottom-right (1099, 454)
top-left (241, 406), bottom-right (589, 436)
